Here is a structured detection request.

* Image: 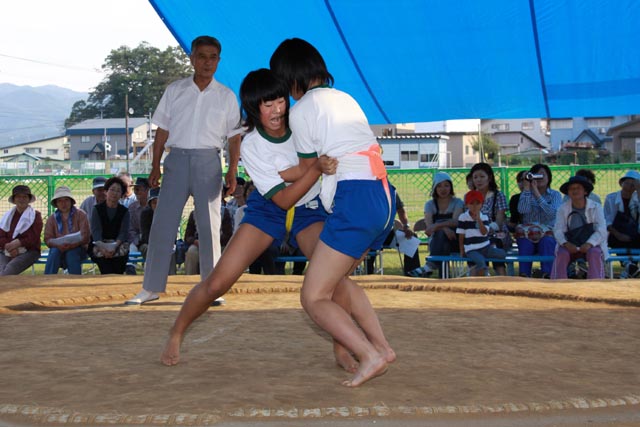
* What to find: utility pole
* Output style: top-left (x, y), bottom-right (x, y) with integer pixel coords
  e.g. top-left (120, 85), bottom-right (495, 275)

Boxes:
top-left (477, 123), bottom-right (485, 162)
top-left (125, 92), bottom-right (130, 172)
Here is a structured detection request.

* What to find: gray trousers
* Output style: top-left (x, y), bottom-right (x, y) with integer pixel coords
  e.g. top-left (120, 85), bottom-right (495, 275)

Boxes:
top-left (0, 250), bottom-right (40, 275)
top-left (143, 148), bottom-right (222, 292)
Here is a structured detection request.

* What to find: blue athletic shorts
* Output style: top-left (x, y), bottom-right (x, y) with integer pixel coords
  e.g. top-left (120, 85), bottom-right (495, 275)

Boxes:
top-left (241, 191), bottom-right (328, 248)
top-left (320, 180), bottom-right (397, 258)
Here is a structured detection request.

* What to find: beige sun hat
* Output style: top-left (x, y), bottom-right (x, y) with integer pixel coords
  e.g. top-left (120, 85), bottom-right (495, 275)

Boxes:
top-left (51, 186), bottom-right (76, 207)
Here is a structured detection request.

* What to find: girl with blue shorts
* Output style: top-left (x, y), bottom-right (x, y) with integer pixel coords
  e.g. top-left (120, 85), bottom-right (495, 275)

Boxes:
top-left (271, 38), bottom-right (397, 387)
top-left (161, 69), bottom-right (393, 372)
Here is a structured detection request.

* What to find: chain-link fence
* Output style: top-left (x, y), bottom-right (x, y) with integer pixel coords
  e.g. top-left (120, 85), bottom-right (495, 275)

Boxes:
top-left (387, 164), bottom-right (639, 226)
top-left (1, 163), bottom-right (638, 240)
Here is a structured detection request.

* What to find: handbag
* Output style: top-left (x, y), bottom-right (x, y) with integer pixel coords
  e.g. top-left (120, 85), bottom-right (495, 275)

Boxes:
top-left (611, 210), bottom-right (639, 239)
top-left (565, 211), bottom-right (595, 246)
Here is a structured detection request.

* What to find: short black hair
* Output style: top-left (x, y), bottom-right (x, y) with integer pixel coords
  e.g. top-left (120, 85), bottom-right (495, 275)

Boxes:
top-left (270, 38), bottom-right (334, 95)
top-left (240, 68), bottom-right (289, 132)
top-left (191, 35), bottom-right (221, 54)
top-left (576, 168), bottom-right (596, 184)
top-left (530, 163), bottom-right (552, 185)
top-left (104, 176), bottom-right (127, 195)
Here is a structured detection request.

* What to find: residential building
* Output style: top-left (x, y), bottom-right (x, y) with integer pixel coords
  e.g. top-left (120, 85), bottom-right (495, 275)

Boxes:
top-left (548, 116), bottom-right (636, 152)
top-left (0, 135), bottom-right (68, 161)
top-left (607, 117), bottom-right (640, 162)
top-left (66, 118), bottom-right (155, 161)
top-left (481, 118), bottom-right (550, 156)
top-left (377, 134), bottom-right (449, 169)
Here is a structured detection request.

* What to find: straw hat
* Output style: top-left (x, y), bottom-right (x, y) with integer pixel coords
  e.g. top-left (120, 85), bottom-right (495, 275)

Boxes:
top-left (51, 186), bottom-right (76, 206)
top-left (8, 185), bottom-right (35, 204)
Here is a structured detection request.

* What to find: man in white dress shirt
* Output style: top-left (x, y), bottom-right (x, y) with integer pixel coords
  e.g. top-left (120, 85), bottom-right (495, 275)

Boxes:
top-left (126, 35), bottom-right (241, 304)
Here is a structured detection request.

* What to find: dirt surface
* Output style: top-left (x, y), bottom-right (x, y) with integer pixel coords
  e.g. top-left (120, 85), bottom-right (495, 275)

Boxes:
top-left (1, 274), bottom-right (640, 426)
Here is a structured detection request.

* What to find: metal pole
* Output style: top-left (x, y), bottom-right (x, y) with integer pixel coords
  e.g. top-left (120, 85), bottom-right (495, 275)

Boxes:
top-left (125, 93), bottom-right (129, 172)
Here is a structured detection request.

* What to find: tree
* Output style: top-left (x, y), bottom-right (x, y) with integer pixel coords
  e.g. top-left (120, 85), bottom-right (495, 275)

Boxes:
top-left (65, 42), bottom-right (191, 127)
top-left (470, 133), bottom-right (501, 162)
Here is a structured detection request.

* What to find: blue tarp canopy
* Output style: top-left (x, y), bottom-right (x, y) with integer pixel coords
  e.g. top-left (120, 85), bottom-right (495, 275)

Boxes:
top-left (149, 0), bottom-right (640, 124)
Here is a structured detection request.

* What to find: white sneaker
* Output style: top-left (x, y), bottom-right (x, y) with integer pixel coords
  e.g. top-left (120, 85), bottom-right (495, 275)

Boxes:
top-left (124, 289), bottom-right (159, 305)
top-left (211, 297), bottom-right (226, 306)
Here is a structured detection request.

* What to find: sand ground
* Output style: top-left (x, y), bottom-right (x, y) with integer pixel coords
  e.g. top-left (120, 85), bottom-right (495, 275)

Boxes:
top-left (1, 274), bottom-right (639, 426)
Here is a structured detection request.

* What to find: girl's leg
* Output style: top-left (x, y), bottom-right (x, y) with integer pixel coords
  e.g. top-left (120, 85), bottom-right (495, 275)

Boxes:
top-left (301, 241), bottom-right (387, 387)
top-left (586, 246), bottom-right (605, 279)
top-left (550, 246), bottom-right (570, 279)
top-left (161, 224), bottom-right (275, 366)
top-left (296, 223), bottom-right (358, 372)
top-left (297, 224), bottom-right (396, 372)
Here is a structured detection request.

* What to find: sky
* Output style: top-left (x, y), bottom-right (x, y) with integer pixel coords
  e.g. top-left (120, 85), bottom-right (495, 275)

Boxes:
top-left (0, 0), bottom-right (178, 93)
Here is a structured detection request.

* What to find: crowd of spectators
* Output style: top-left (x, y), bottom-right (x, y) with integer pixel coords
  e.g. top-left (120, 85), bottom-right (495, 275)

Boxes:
top-left (2, 165), bottom-right (639, 280)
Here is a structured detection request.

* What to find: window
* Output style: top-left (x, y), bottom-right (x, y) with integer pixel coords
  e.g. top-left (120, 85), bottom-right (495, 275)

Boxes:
top-left (586, 118), bottom-right (612, 128)
top-left (46, 149), bottom-right (59, 155)
top-left (465, 146), bottom-right (469, 155)
top-left (3, 149), bottom-right (8, 154)
top-left (81, 136), bottom-right (91, 143)
top-left (491, 123), bottom-right (509, 131)
top-left (522, 122), bottom-right (534, 130)
top-left (420, 153), bottom-right (437, 163)
top-left (25, 147), bottom-right (42, 154)
top-left (134, 131), bottom-right (143, 139)
top-left (550, 119), bottom-right (573, 129)
top-left (636, 138), bottom-right (640, 163)
top-left (400, 150), bottom-right (418, 161)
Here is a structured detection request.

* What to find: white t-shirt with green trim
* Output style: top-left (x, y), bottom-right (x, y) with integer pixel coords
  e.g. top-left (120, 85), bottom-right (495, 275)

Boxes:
top-left (240, 127), bottom-right (320, 207)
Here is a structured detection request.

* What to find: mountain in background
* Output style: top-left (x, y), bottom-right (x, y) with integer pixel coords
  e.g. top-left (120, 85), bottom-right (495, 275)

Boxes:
top-left (0, 83), bottom-right (87, 148)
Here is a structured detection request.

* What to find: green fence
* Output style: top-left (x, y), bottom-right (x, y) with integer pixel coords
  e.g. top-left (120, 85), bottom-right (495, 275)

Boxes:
top-left (386, 164), bottom-right (640, 226)
top-left (1, 164), bottom-right (639, 238)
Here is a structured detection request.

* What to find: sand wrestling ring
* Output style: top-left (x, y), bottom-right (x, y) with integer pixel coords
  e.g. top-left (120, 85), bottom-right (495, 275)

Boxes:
top-left (1, 274), bottom-right (640, 427)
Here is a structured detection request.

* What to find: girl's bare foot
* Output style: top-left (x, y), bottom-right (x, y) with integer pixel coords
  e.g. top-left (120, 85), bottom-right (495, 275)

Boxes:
top-left (342, 353), bottom-right (387, 387)
top-left (377, 345), bottom-right (396, 364)
top-left (160, 333), bottom-right (182, 366)
top-left (334, 343), bottom-right (359, 373)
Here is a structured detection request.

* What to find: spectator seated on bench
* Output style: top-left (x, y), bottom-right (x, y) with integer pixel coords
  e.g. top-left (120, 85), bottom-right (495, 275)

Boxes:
top-left (456, 190), bottom-right (506, 276)
top-left (604, 170), bottom-right (640, 279)
top-left (417, 171), bottom-right (464, 278)
top-left (43, 186), bottom-right (91, 275)
top-left (550, 176), bottom-right (607, 280)
top-left (0, 185), bottom-right (43, 276)
top-left (515, 164), bottom-right (562, 278)
top-left (88, 177), bottom-right (131, 275)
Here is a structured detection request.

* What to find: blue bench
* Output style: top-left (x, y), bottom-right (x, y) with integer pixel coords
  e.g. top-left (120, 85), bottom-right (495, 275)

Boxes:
top-left (428, 248), bottom-right (640, 279)
top-left (275, 250), bottom-right (383, 275)
top-left (31, 251), bottom-right (144, 275)
top-left (605, 248), bottom-right (640, 278)
top-left (425, 254), bottom-right (555, 278)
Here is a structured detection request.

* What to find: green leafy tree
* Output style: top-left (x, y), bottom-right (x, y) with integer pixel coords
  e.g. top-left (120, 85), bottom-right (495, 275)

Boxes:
top-left (65, 42), bottom-right (191, 127)
top-left (470, 133), bottom-right (501, 162)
